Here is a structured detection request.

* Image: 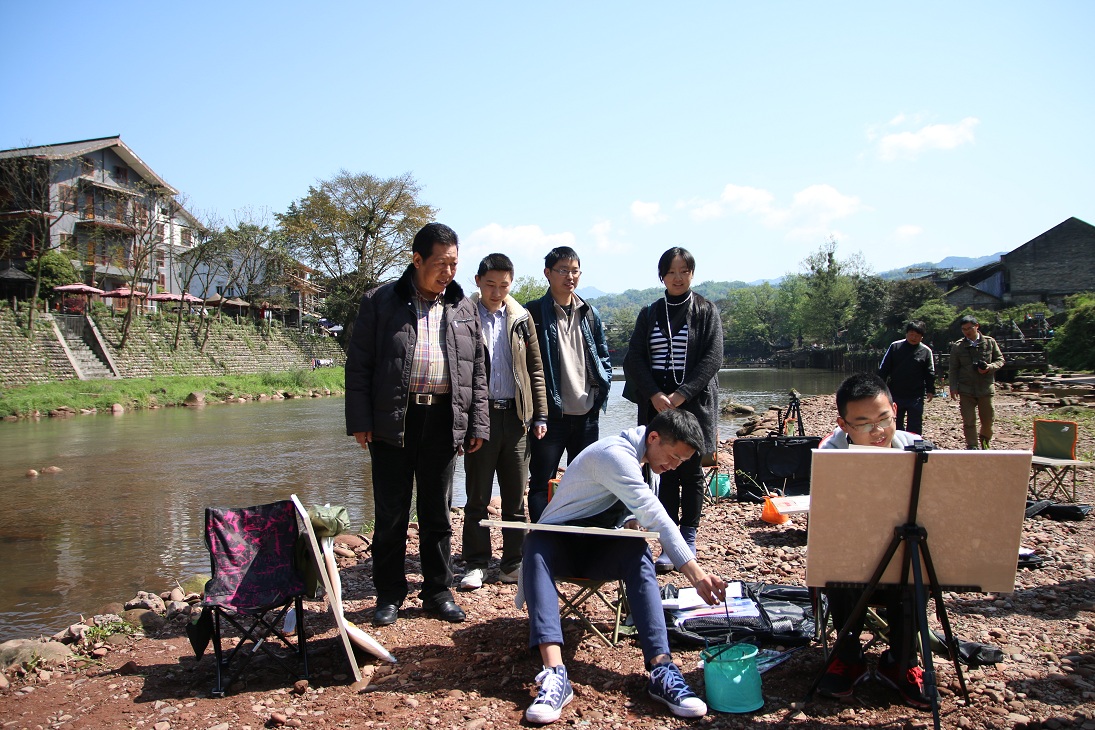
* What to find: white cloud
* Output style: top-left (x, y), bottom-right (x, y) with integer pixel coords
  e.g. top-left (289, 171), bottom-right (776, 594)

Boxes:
top-left (678, 182), bottom-right (865, 240)
top-left (630, 200), bottom-right (667, 225)
top-left (589, 219), bottom-right (628, 254)
top-left (877, 117), bottom-right (980, 161)
top-left (895, 224), bottom-right (923, 239)
top-left (785, 185), bottom-right (866, 240)
top-left (465, 223), bottom-right (576, 258)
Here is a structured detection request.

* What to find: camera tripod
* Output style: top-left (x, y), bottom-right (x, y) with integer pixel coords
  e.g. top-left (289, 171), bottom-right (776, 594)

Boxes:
top-left (778, 389), bottom-right (805, 437)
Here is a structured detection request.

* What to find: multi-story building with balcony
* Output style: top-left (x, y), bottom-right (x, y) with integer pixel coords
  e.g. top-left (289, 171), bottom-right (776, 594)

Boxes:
top-left (0, 135), bottom-right (201, 297)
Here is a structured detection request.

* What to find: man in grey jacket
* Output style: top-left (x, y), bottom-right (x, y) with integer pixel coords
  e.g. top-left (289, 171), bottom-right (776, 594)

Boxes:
top-left (345, 222), bottom-right (489, 626)
top-left (460, 253), bottom-right (549, 590)
top-left (520, 409), bottom-right (727, 724)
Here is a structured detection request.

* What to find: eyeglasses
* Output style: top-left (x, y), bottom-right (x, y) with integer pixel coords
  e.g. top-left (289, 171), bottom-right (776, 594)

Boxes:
top-left (551, 268), bottom-right (582, 278)
top-left (845, 415), bottom-right (893, 434)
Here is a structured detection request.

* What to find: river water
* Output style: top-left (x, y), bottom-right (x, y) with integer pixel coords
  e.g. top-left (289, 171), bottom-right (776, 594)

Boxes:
top-left (0, 368), bottom-right (846, 639)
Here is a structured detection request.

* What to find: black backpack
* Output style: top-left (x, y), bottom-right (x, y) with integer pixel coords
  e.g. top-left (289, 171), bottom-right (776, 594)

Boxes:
top-left (663, 582), bottom-right (820, 647)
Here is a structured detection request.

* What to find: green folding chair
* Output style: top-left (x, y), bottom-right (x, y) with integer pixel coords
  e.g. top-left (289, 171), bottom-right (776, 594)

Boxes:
top-left (1030, 419), bottom-right (1091, 503)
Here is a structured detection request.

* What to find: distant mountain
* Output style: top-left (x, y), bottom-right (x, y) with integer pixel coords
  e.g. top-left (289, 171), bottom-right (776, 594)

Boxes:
top-left (586, 253), bottom-right (1007, 298)
top-left (577, 285), bottom-right (608, 300)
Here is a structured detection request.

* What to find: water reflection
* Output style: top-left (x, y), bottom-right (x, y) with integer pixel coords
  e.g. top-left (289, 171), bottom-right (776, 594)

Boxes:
top-left (0, 368), bottom-right (845, 638)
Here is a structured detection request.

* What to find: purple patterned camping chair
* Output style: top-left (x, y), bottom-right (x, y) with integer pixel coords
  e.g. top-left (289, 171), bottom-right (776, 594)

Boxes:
top-left (201, 499), bottom-right (310, 696)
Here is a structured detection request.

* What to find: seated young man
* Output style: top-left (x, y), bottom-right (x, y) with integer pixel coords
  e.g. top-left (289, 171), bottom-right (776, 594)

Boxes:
top-left (817, 372), bottom-right (930, 710)
top-left (520, 408), bottom-right (727, 724)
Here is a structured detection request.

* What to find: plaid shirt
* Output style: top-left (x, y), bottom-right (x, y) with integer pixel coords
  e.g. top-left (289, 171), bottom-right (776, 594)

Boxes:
top-left (408, 285), bottom-right (450, 394)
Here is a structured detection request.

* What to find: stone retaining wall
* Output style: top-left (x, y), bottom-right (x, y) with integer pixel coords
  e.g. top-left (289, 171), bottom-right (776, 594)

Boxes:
top-left (0, 310), bottom-right (78, 387)
top-left (0, 308), bottom-right (345, 387)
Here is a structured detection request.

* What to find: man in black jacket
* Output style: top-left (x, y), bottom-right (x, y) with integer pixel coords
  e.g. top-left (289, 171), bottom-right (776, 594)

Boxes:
top-left (877, 321), bottom-right (935, 436)
top-left (345, 222), bottom-right (489, 626)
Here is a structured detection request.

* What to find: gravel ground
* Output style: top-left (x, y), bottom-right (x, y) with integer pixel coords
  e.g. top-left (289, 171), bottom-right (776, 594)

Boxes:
top-left (1, 388), bottom-right (1093, 730)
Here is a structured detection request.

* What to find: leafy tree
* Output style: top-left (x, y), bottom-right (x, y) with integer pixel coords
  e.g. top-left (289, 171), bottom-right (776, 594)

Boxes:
top-left (720, 284), bottom-right (778, 359)
top-left (909, 300), bottom-right (959, 351)
top-left (278, 170), bottom-right (436, 338)
top-left (881, 278), bottom-right (944, 339)
top-left (1046, 293), bottom-right (1095, 370)
top-left (603, 303), bottom-right (639, 362)
top-left (772, 274), bottom-right (809, 348)
top-left (799, 238), bottom-right (861, 345)
top-left (0, 156), bottom-right (69, 336)
top-left (170, 213), bottom-right (220, 350)
top-left (114, 182), bottom-right (177, 349)
top-left (35, 249), bottom-right (78, 296)
top-left (511, 274), bottom-right (546, 305)
top-left (844, 274), bottom-right (889, 346)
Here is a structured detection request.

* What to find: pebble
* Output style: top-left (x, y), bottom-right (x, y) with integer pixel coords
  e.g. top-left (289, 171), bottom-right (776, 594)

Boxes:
top-left (154, 722), bottom-right (171, 730)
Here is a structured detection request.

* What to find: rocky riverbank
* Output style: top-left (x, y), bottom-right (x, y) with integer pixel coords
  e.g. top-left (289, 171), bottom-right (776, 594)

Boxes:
top-left (1, 388), bottom-right (1093, 729)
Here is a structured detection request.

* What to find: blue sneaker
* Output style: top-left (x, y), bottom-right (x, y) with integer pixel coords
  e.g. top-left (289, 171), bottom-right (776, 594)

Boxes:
top-left (648, 660), bottom-right (707, 718)
top-left (525, 665), bottom-right (574, 724)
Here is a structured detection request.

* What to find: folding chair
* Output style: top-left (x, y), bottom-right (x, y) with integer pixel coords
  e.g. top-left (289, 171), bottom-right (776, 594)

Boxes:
top-left (1030, 419), bottom-right (1092, 503)
top-left (201, 499), bottom-right (310, 696)
top-left (544, 480), bottom-right (633, 647)
top-left (702, 452), bottom-right (729, 504)
top-left (555, 577), bottom-right (631, 647)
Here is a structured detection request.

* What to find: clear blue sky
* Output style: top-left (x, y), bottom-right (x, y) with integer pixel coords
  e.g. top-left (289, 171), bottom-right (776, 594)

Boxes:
top-left (2, 1), bottom-right (1092, 294)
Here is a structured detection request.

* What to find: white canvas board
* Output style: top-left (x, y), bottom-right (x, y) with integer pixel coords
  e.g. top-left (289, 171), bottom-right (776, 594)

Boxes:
top-left (805, 450), bottom-right (1030, 593)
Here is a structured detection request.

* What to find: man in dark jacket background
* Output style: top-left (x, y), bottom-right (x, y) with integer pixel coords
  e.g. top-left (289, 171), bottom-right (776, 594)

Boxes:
top-left (524, 246), bottom-right (612, 522)
top-left (345, 222), bottom-right (489, 626)
top-left (877, 320), bottom-right (935, 436)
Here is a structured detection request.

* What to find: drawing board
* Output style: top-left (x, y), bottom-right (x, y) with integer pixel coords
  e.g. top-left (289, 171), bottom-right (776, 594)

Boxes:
top-left (804, 450), bottom-right (1031, 593)
top-left (291, 494), bottom-right (363, 682)
top-left (480, 519), bottom-right (659, 540)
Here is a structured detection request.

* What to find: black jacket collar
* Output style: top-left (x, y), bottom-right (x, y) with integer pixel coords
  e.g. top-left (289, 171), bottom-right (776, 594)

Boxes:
top-left (393, 264), bottom-right (466, 305)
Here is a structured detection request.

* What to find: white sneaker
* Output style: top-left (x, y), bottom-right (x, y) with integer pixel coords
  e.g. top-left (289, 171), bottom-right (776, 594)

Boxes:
top-left (499, 566), bottom-right (520, 584)
top-left (459, 568), bottom-right (484, 591)
top-left (648, 660), bottom-right (707, 718)
top-left (525, 665), bottom-right (573, 724)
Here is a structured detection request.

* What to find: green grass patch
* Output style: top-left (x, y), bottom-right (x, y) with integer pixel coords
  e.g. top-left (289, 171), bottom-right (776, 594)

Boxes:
top-left (0, 368), bottom-right (346, 417)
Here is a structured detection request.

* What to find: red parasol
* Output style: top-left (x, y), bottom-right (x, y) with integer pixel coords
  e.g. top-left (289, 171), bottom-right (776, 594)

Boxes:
top-left (53, 283), bottom-right (105, 295)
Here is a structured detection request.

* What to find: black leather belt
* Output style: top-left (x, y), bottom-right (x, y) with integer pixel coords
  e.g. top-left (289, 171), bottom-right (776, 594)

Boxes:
top-left (489, 399), bottom-right (515, 410)
top-left (411, 393), bottom-right (449, 406)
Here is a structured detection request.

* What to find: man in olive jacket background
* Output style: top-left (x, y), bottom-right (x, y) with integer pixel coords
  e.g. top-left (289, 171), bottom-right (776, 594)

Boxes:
top-left (345, 222), bottom-right (489, 626)
top-left (948, 314), bottom-right (1005, 450)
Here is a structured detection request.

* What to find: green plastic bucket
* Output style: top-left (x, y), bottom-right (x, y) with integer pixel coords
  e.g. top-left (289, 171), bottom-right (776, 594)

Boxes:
top-left (701, 643), bottom-right (763, 713)
top-left (708, 474), bottom-right (731, 498)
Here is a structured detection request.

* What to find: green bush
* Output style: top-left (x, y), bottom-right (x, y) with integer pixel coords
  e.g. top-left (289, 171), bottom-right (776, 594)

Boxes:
top-left (1046, 293), bottom-right (1095, 371)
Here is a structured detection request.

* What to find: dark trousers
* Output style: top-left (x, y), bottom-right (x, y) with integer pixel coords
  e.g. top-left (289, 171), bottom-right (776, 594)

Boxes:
top-left (654, 449), bottom-right (705, 529)
top-left (826, 585), bottom-right (918, 665)
top-left (368, 400), bottom-right (458, 606)
top-left (527, 410), bottom-right (599, 523)
top-left (893, 396), bottom-right (925, 436)
top-left (523, 531), bottom-right (669, 667)
top-left (462, 406), bottom-right (528, 574)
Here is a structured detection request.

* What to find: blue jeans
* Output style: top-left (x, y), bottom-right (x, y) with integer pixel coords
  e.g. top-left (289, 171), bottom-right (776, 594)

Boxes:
top-left (522, 530), bottom-right (670, 667)
top-left (527, 411), bottom-right (599, 522)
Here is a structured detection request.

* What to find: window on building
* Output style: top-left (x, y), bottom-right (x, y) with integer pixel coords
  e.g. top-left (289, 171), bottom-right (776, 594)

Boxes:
top-left (113, 166), bottom-right (128, 185)
top-left (59, 233), bottom-right (74, 254)
top-left (58, 184), bottom-right (77, 213)
top-left (181, 228), bottom-right (192, 247)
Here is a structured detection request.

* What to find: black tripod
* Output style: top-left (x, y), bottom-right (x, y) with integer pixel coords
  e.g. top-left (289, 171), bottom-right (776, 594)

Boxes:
top-left (779, 389), bottom-right (805, 437)
top-left (805, 443), bottom-right (972, 730)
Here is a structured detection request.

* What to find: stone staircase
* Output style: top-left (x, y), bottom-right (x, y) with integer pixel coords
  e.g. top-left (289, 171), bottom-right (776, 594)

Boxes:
top-left (64, 336), bottom-right (114, 379)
